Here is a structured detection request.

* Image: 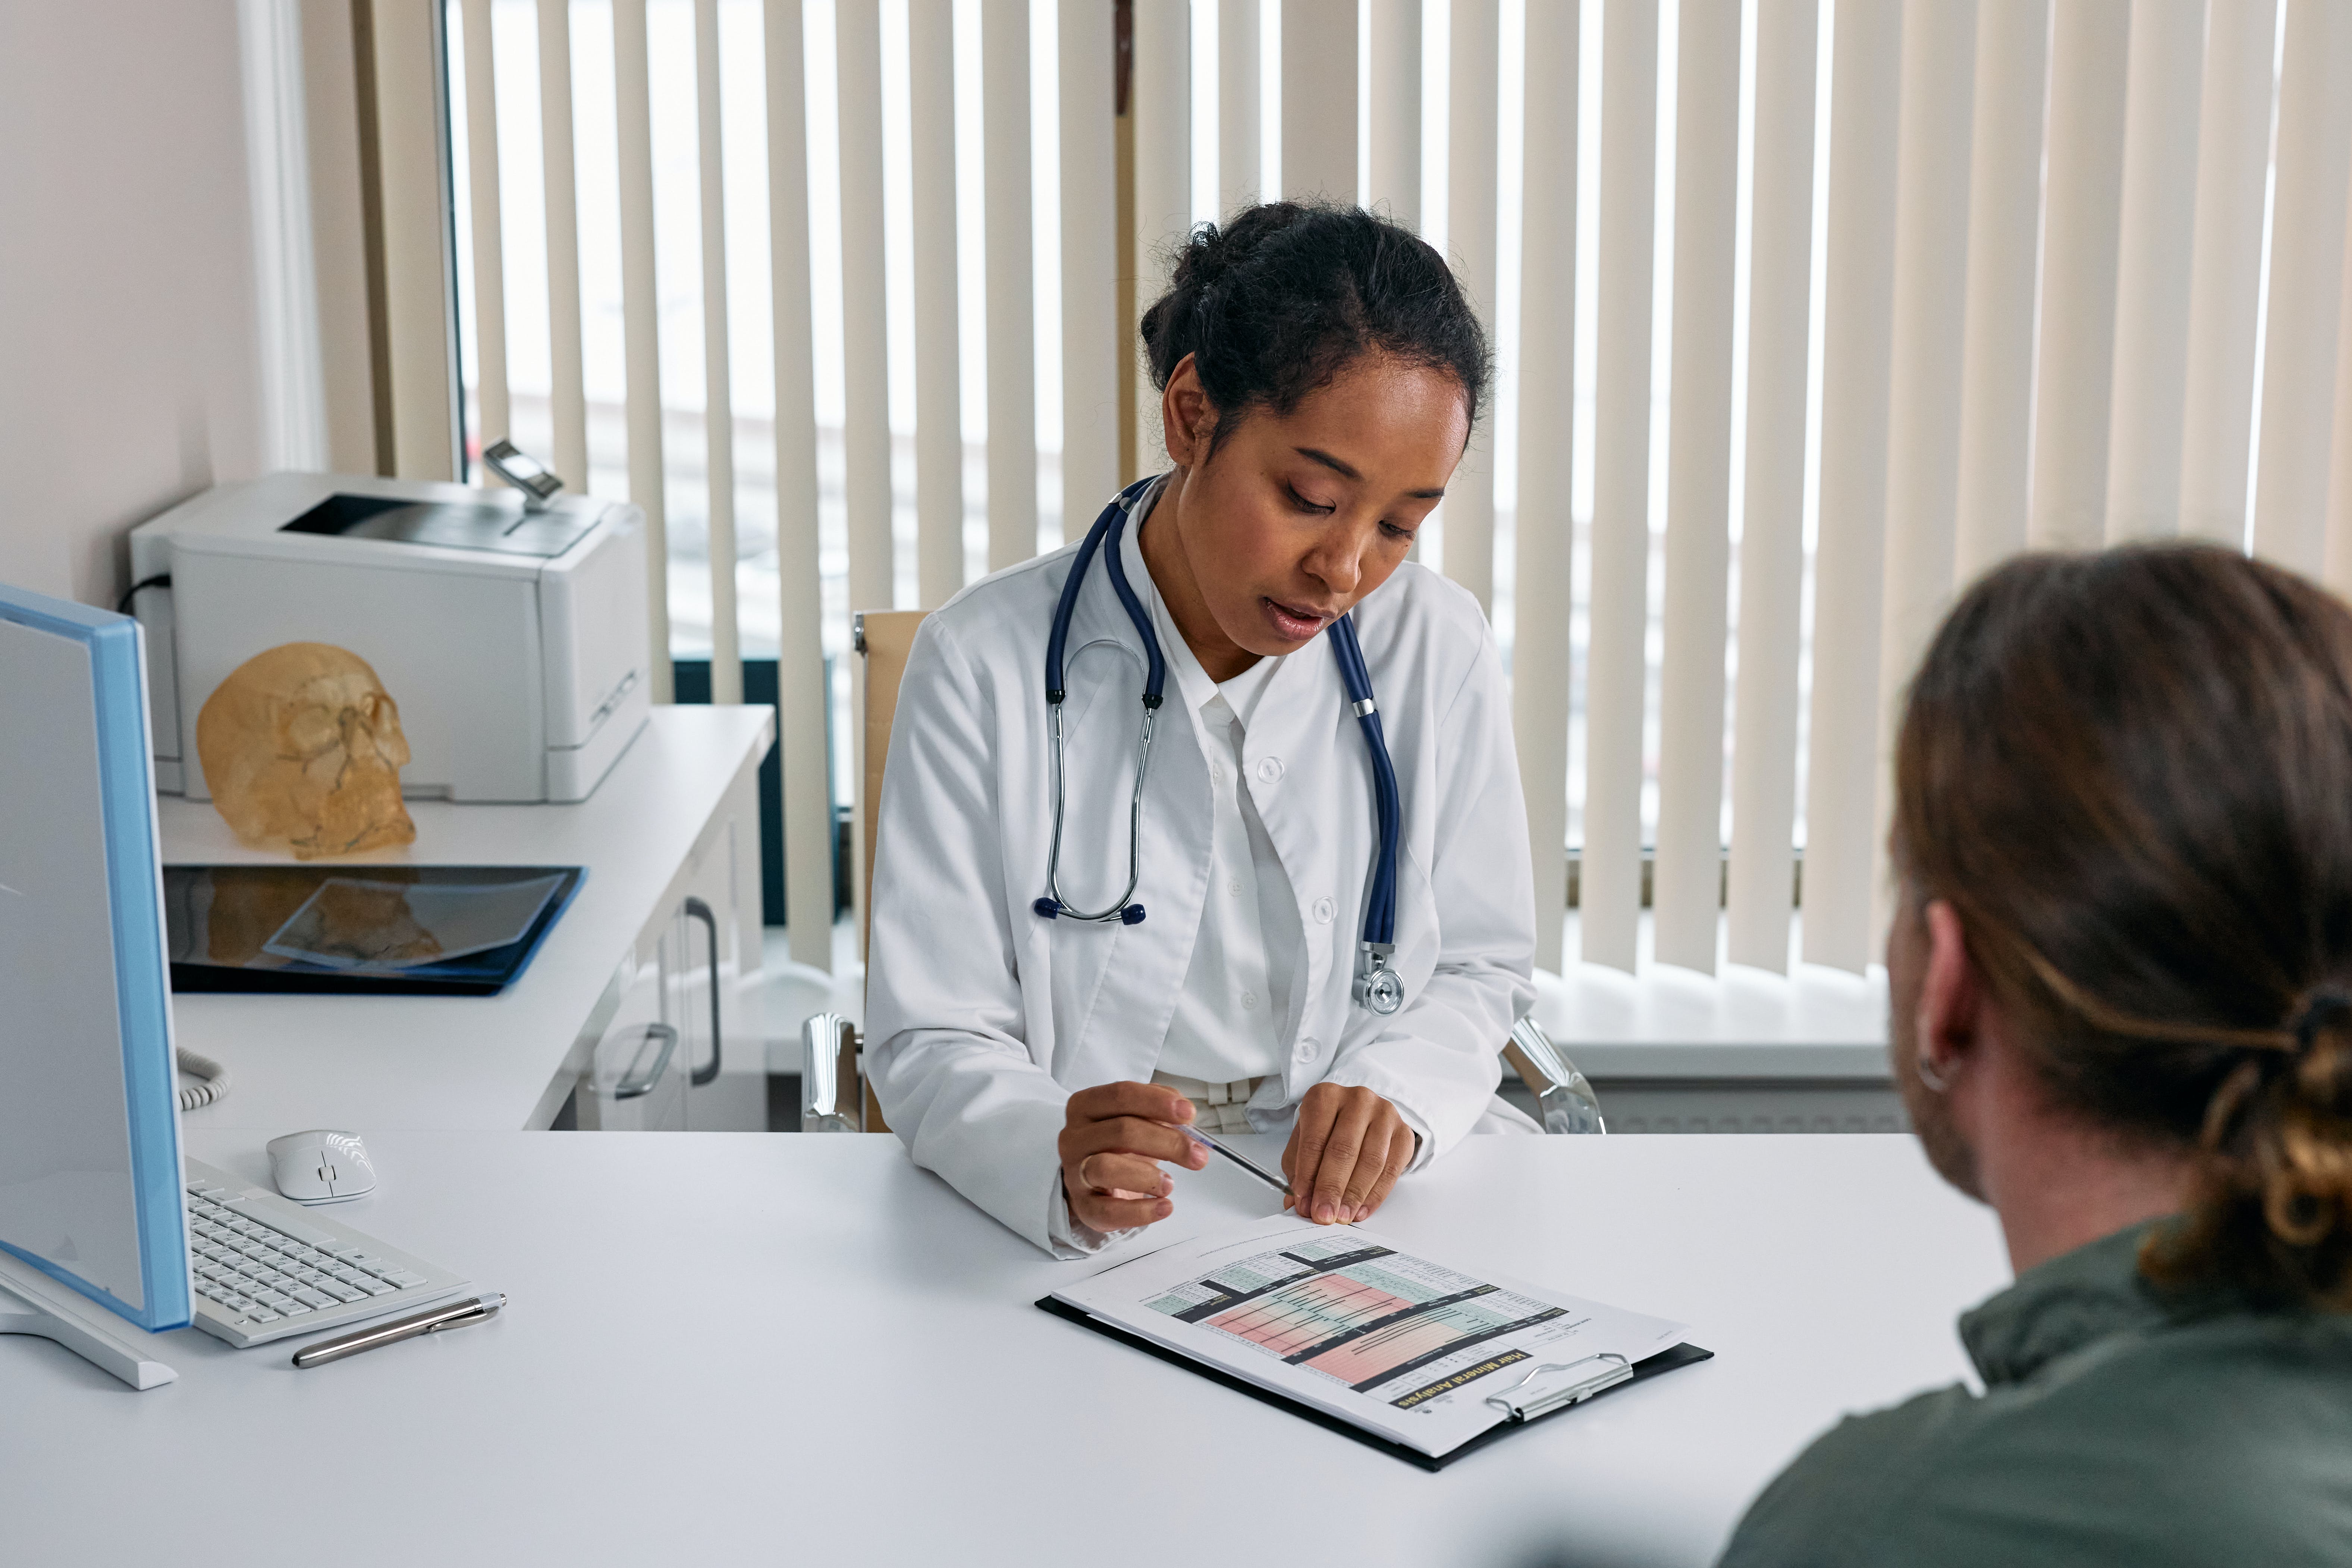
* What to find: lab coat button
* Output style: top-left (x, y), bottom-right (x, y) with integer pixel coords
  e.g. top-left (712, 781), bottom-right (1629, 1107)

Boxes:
top-left (1242, 991), bottom-right (1258, 1009)
top-left (1295, 1037), bottom-right (1318, 1060)
top-left (1256, 757), bottom-right (1284, 783)
top-left (1311, 897), bottom-right (1335, 924)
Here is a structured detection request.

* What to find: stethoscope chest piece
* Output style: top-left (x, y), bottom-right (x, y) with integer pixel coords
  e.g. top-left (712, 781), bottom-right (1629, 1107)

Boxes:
top-left (1354, 944), bottom-right (1405, 1016)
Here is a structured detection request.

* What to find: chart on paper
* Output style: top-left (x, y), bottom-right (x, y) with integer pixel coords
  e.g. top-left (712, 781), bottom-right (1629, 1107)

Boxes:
top-left (1146, 1236), bottom-right (1575, 1401)
top-left (1055, 1215), bottom-right (1694, 1459)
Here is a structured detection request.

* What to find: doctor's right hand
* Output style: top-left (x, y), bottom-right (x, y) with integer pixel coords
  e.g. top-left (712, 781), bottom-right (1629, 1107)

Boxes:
top-left (1059, 1082), bottom-right (1210, 1232)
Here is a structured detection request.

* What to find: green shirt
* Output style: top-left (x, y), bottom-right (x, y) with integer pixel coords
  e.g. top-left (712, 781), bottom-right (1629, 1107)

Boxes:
top-left (1717, 1221), bottom-right (2352, 1567)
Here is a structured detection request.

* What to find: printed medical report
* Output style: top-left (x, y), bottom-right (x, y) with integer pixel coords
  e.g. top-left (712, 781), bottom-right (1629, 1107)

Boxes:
top-left (1051, 1215), bottom-right (1688, 1458)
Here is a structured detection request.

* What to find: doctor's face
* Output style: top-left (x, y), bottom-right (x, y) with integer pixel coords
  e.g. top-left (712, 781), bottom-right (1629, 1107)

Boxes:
top-left (1150, 351), bottom-right (1470, 673)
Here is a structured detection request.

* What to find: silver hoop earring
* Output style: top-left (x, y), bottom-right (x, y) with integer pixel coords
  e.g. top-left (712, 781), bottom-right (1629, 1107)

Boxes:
top-left (1915, 1046), bottom-right (1953, 1094)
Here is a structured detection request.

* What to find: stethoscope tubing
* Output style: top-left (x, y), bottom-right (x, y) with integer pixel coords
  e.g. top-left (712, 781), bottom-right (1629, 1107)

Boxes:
top-left (1045, 476), bottom-right (1165, 705)
top-left (1327, 614), bottom-right (1400, 950)
top-left (1036, 474), bottom-right (1406, 1012)
top-left (1040, 698), bottom-right (1159, 923)
top-left (1037, 476), bottom-right (1164, 925)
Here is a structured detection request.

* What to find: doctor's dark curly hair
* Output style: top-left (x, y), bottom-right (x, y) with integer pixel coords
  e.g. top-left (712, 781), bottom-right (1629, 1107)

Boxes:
top-left (1139, 201), bottom-right (1490, 459)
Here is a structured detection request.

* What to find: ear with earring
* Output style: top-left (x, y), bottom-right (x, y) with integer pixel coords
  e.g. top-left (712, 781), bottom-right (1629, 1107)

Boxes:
top-left (1915, 1043), bottom-right (1956, 1094)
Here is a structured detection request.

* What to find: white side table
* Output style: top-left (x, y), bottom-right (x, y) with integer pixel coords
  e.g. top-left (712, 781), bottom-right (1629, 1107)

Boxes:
top-left (163, 706), bottom-right (774, 1133)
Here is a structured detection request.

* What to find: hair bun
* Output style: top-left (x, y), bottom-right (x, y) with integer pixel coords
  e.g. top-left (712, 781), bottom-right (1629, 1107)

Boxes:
top-left (1134, 200), bottom-right (1491, 457)
top-left (1171, 223), bottom-right (1231, 290)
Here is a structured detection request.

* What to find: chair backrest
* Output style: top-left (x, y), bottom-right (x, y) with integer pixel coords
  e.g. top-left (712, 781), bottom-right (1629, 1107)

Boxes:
top-left (853, 609), bottom-right (929, 1134)
top-left (856, 610), bottom-right (929, 949)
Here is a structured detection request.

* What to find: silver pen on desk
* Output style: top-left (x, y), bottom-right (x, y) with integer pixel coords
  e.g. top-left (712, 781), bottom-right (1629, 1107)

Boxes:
top-left (291, 1291), bottom-right (506, 1369)
top-left (1179, 1124), bottom-right (1292, 1199)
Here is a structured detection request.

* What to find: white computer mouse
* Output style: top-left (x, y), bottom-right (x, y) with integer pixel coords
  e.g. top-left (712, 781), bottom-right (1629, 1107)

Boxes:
top-left (265, 1130), bottom-right (378, 1204)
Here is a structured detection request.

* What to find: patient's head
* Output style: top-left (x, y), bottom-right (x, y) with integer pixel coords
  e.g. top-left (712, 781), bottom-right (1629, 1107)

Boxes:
top-left (1892, 544), bottom-right (2352, 1305)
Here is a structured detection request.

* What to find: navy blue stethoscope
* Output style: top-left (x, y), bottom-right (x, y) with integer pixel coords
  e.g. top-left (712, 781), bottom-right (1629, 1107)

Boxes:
top-left (1032, 475), bottom-right (1406, 1017)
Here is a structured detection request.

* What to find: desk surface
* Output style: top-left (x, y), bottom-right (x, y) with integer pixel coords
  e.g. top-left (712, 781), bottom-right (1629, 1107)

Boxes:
top-left (161, 706), bottom-right (771, 1133)
top-left (1, 1132), bottom-right (2008, 1567)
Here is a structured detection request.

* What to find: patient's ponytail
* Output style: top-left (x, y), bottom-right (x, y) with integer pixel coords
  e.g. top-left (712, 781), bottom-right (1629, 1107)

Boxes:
top-left (2152, 986), bottom-right (2352, 1301)
top-left (1895, 545), bottom-right (2352, 1307)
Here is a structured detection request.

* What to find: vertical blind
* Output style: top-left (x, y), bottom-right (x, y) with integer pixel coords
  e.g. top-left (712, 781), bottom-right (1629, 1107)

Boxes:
top-left (442, 0), bottom-right (2352, 983)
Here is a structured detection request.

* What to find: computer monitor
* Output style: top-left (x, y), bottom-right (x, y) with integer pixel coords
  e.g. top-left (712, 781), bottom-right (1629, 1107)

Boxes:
top-left (0, 581), bottom-right (191, 1388)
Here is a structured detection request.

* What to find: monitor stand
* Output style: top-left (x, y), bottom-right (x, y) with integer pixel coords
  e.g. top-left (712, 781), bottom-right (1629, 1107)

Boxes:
top-left (0, 1249), bottom-right (178, 1390)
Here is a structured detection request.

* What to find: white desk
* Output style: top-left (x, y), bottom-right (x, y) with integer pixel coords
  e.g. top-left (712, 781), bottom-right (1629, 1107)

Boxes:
top-left (0, 1132), bottom-right (2008, 1567)
top-left (162, 706), bottom-right (772, 1133)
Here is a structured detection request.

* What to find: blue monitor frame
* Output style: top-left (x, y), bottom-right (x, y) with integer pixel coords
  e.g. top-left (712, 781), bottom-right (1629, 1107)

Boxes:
top-left (0, 584), bottom-right (191, 1332)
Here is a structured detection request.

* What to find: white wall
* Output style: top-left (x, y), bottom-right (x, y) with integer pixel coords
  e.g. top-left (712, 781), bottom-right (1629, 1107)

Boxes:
top-left (0, 0), bottom-right (266, 608)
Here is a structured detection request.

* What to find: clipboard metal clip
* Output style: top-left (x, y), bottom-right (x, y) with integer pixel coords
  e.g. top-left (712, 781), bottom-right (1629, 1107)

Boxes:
top-left (1483, 1352), bottom-right (1634, 1422)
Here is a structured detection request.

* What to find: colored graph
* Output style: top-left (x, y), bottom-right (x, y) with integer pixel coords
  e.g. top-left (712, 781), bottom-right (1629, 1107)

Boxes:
top-left (1301, 1300), bottom-right (1515, 1386)
top-left (1206, 1271), bottom-right (1414, 1357)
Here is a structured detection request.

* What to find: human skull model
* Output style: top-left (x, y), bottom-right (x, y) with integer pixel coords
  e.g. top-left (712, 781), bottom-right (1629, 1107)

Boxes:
top-left (196, 643), bottom-right (417, 859)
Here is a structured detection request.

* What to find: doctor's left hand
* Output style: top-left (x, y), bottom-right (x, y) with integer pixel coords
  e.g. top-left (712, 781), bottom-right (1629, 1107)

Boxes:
top-left (1282, 1084), bottom-right (1418, 1226)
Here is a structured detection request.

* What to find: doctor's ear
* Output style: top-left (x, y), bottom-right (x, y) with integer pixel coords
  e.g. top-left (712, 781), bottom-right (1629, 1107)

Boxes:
top-left (1160, 355), bottom-right (1220, 469)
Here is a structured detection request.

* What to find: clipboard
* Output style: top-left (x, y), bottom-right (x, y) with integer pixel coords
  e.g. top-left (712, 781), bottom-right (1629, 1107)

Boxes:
top-left (1038, 1295), bottom-right (1714, 1472)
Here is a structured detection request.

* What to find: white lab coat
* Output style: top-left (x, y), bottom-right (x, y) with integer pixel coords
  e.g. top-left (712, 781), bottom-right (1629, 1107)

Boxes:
top-left (864, 512), bottom-right (1537, 1257)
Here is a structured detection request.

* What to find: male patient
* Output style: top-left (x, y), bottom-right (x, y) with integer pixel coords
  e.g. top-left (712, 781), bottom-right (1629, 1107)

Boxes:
top-left (1719, 545), bottom-right (2352, 1566)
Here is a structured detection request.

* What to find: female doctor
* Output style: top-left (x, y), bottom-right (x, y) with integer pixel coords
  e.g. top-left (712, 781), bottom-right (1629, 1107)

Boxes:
top-left (864, 202), bottom-right (1538, 1258)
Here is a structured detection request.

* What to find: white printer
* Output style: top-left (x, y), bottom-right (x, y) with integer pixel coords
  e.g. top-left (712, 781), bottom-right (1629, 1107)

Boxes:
top-left (128, 470), bottom-right (651, 804)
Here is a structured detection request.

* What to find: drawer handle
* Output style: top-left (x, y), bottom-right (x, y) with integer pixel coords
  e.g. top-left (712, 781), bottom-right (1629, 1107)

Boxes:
top-left (684, 897), bottom-right (722, 1088)
top-left (613, 1022), bottom-right (678, 1100)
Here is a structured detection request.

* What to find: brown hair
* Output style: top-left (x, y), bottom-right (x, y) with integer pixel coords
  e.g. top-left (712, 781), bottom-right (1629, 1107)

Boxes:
top-left (1895, 544), bottom-right (2352, 1307)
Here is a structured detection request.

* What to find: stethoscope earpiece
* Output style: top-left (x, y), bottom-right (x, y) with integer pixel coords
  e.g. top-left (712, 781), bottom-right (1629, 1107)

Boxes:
top-left (1035, 476), bottom-right (1404, 1015)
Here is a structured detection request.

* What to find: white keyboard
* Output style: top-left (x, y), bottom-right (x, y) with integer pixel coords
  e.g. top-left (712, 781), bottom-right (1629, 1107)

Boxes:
top-left (183, 1157), bottom-right (470, 1349)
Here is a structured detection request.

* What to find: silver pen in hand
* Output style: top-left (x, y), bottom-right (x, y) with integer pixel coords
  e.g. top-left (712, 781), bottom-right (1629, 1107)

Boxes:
top-left (291, 1291), bottom-right (506, 1369)
top-left (1178, 1124), bottom-right (1292, 1199)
